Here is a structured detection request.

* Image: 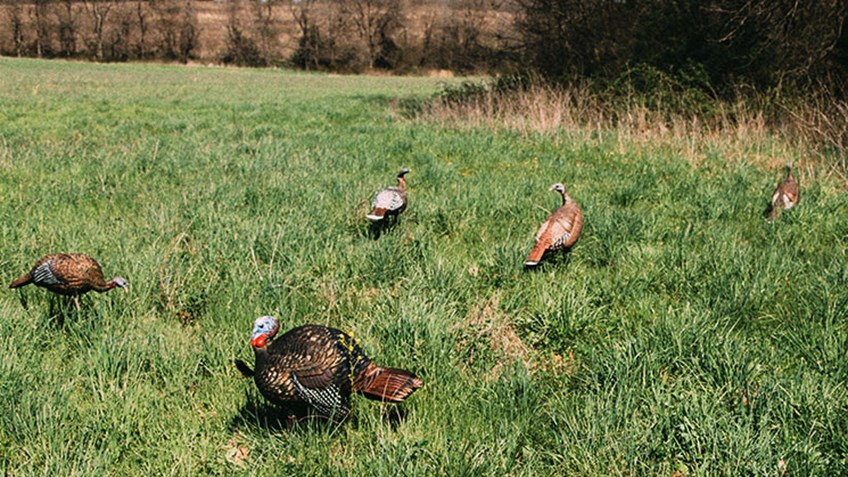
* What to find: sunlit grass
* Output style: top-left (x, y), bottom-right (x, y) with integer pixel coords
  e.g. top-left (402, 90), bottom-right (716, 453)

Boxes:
top-left (0, 58), bottom-right (846, 475)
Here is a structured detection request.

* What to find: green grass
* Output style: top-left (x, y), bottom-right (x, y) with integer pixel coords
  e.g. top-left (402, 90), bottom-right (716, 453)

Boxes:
top-left (1, 57), bottom-right (847, 475)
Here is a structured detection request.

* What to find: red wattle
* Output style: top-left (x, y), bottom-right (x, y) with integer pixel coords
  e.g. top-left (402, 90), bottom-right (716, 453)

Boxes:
top-left (251, 335), bottom-right (267, 348)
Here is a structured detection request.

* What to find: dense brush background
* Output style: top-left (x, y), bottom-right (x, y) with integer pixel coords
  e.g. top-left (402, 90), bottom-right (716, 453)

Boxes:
top-left (1, 58), bottom-right (847, 475)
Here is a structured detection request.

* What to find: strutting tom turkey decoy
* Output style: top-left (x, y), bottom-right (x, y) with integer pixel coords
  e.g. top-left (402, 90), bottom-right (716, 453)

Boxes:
top-left (235, 316), bottom-right (422, 420)
top-left (525, 183), bottom-right (584, 267)
top-left (766, 161), bottom-right (800, 221)
top-left (366, 168), bottom-right (410, 222)
top-left (9, 253), bottom-right (127, 309)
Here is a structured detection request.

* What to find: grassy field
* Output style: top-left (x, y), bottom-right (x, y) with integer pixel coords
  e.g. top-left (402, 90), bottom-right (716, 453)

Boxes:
top-left (1, 58), bottom-right (847, 476)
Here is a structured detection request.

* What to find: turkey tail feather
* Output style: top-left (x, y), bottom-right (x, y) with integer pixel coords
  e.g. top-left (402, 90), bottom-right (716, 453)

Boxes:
top-left (524, 243), bottom-right (547, 267)
top-left (355, 363), bottom-right (422, 403)
top-left (9, 272), bottom-right (33, 289)
top-left (234, 359), bottom-right (254, 378)
top-left (366, 208), bottom-right (387, 221)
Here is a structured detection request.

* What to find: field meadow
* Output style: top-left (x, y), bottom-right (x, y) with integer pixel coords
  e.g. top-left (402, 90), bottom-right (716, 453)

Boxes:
top-left (1, 58), bottom-right (847, 475)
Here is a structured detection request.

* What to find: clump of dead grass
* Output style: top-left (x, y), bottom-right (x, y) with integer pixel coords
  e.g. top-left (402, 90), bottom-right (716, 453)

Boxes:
top-left (415, 80), bottom-right (848, 178)
top-left (455, 294), bottom-right (531, 380)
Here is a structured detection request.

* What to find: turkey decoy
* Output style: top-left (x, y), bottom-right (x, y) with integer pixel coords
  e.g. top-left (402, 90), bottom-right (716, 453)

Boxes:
top-left (235, 316), bottom-right (422, 420)
top-left (766, 161), bottom-right (800, 221)
top-left (525, 183), bottom-right (583, 267)
top-left (9, 253), bottom-right (127, 308)
top-left (366, 168), bottom-right (410, 222)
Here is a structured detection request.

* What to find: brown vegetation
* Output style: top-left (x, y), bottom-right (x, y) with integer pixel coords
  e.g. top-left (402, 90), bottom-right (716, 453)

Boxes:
top-left (0, 0), bottom-right (515, 71)
top-left (418, 80), bottom-right (848, 177)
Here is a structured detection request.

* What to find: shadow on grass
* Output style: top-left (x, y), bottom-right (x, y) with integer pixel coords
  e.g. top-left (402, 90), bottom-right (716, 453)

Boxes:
top-left (523, 248), bottom-right (575, 271)
top-left (16, 288), bottom-right (85, 328)
top-left (230, 394), bottom-right (317, 433)
top-left (230, 391), bottom-right (414, 433)
top-left (367, 216), bottom-right (402, 240)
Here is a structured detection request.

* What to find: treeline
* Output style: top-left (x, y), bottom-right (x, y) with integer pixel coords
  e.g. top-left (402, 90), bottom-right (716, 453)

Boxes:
top-left (0, 0), bottom-right (512, 73)
top-left (1, 0), bottom-right (201, 63)
top-left (2, 1), bottom-right (847, 96)
top-left (516, 0), bottom-right (848, 95)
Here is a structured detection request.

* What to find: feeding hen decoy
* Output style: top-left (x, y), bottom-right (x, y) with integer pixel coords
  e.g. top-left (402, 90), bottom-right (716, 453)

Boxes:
top-left (235, 316), bottom-right (422, 420)
top-left (9, 253), bottom-right (127, 309)
top-left (366, 168), bottom-right (410, 222)
top-left (525, 183), bottom-right (584, 267)
top-left (766, 161), bottom-right (800, 221)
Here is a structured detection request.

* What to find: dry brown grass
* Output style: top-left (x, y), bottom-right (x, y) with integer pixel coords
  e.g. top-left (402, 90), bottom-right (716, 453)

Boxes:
top-left (419, 82), bottom-right (848, 179)
top-left (455, 294), bottom-right (531, 380)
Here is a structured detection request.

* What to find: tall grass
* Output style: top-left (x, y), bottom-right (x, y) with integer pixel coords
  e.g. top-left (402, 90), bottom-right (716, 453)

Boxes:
top-left (419, 77), bottom-right (848, 178)
top-left (0, 58), bottom-right (847, 475)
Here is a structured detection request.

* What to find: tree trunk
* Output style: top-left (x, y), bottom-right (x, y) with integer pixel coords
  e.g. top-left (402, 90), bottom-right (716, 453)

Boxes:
top-left (137, 1), bottom-right (147, 59)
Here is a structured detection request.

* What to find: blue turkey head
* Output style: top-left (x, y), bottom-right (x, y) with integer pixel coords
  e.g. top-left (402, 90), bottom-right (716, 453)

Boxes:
top-left (251, 315), bottom-right (280, 348)
top-left (548, 182), bottom-right (566, 194)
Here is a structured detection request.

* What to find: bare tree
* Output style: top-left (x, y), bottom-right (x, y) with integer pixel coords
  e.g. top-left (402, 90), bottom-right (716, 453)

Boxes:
top-left (9, 2), bottom-right (26, 57)
top-left (108, 4), bottom-right (132, 61)
top-left (30, 0), bottom-right (51, 58)
top-left (136, 0), bottom-right (149, 59)
top-left (325, 2), bottom-right (356, 70)
top-left (178, 0), bottom-right (199, 63)
top-left (340, 0), bottom-right (404, 68)
top-left (223, 0), bottom-right (263, 66)
top-left (82, 0), bottom-right (114, 61)
top-left (713, 0), bottom-right (848, 85)
top-left (251, 0), bottom-right (280, 63)
top-left (55, 0), bottom-right (79, 58)
top-left (152, 0), bottom-right (181, 59)
top-left (290, 0), bottom-right (320, 69)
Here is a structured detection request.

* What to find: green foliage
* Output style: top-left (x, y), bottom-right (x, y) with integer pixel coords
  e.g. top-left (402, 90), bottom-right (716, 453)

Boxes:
top-left (1, 58), bottom-right (847, 475)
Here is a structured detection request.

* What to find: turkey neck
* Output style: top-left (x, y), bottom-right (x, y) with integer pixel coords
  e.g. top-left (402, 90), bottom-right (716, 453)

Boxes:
top-left (397, 176), bottom-right (407, 192)
top-left (252, 344), bottom-right (270, 362)
top-left (92, 278), bottom-right (118, 292)
top-left (558, 190), bottom-right (569, 206)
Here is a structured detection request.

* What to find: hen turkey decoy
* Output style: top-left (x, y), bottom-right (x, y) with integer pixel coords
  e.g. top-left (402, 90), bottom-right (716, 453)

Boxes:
top-left (525, 183), bottom-right (584, 267)
top-left (236, 316), bottom-right (422, 420)
top-left (366, 168), bottom-right (410, 221)
top-left (9, 253), bottom-right (127, 308)
top-left (766, 161), bottom-right (800, 221)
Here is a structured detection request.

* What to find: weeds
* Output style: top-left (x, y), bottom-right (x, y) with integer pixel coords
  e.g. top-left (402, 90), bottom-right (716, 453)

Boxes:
top-left (419, 73), bottom-right (848, 177)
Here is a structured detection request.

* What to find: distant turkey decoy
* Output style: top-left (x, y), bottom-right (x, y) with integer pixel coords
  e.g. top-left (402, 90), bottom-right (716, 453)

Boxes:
top-left (366, 168), bottom-right (410, 221)
top-left (766, 161), bottom-right (800, 221)
top-left (525, 183), bottom-right (584, 267)
top-left (9, 253), bottom-right (127, 308)
top-left (235, 316), bottom-right (422, 420)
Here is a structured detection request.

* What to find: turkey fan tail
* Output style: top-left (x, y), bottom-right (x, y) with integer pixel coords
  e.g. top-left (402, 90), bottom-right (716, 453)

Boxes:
top-left (524, 243), bottom-right (546, 267)
top-left (366, 208), bottom-right (387, 221)
top-left (9, 272), bottom-right (33, 289)
top-left (234, 359), bottom-right (254, 378)
top-left (355, 362), bottom-right (423, 403)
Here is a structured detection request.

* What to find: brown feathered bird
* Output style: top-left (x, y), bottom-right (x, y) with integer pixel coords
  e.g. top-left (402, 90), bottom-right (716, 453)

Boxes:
top-left (525, 183), bottom-right (584, 267)
top-left (766, 161), bottom-right (800, 221)
top-left (235, 316), bottom-right (422, 420)
top-left (366, 168), bottom-right (410, 221)
top-left (9, 253), bottom-right (128, 308)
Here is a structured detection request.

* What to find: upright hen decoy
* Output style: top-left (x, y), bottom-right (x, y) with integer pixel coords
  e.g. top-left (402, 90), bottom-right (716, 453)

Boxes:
top-left (366, 168), bottom-right (410, 221)
top-left (525, 183), bottom-right (583, 267)
top-left (9, 253), bottom-right (127, 308)
top-left (766, 161), bottom-right (800, 221)
top-left (236, 316), bottom-right (422, 420)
